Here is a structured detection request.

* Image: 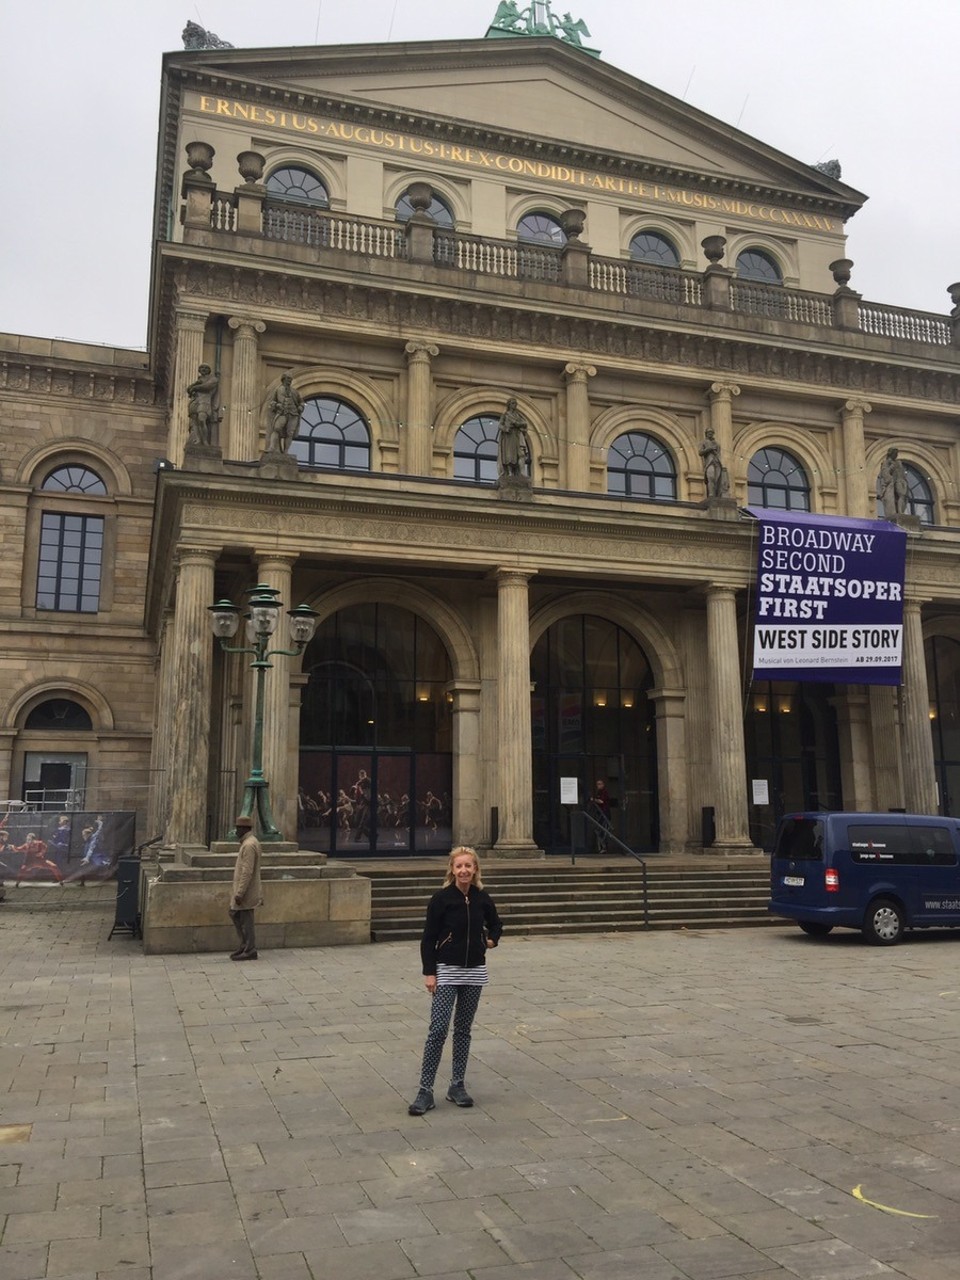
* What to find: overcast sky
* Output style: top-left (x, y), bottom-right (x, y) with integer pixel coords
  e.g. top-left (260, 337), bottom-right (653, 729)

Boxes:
top-left (1, 0), bottom-right (956, 350)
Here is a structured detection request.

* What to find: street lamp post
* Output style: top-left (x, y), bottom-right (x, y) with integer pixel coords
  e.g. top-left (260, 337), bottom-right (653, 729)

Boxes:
top-left (208, 584), bottom-right (318, 842)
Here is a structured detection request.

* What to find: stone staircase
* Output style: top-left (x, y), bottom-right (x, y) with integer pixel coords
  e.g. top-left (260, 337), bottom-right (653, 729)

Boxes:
top-left (362, 860), bottom-right (778, 942)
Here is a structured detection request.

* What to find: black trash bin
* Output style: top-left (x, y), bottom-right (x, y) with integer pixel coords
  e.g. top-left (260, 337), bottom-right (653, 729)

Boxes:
top-left (110, 855), bottom-right (141, 939)
top-left (701, 805), bottom-right (716, 849)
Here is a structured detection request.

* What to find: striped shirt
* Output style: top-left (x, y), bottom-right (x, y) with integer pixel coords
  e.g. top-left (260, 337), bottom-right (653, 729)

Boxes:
top-left (436, 962), bottom-right (489, 987)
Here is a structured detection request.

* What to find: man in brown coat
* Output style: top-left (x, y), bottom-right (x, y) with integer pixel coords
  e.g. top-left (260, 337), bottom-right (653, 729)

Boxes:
top-left (229, 816), bottom-right (263, 960)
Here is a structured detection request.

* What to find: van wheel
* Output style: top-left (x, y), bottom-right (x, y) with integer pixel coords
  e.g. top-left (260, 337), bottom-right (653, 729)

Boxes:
top-left (798, 921), bottom-right (833, 937)
top-left (862, 898), bottom-right (904, 946)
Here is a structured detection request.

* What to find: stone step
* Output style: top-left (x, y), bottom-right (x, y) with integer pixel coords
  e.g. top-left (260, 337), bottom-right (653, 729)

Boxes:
top-left (373, 914), bottom-right (784, 942)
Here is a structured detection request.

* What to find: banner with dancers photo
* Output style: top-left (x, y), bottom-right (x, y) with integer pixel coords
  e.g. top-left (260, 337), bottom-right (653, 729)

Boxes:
top-left (0, 811), bottom-right (135, 884)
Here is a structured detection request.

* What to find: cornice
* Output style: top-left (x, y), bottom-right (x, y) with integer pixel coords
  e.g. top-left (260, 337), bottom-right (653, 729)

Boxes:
top-left (162, 250), bottom-right (960, 410)
top-left (169, 63), bottom-right (861, 221)
top-left (0, 359), bottom-right (161, 407)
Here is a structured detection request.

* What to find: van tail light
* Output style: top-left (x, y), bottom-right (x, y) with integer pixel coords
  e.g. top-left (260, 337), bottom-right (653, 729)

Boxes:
top-left (825, 868), bottom-right (839, 893)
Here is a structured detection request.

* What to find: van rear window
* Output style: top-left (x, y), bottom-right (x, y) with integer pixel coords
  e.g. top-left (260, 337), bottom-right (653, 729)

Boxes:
top-left (774, 818), bottom-right (824, 861)
top-left (848, 824), bottom-right (957, 866)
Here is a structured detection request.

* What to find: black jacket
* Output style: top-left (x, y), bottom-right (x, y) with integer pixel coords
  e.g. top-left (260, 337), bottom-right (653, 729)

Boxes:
top-left (420, 883), bottom-right (503, 975)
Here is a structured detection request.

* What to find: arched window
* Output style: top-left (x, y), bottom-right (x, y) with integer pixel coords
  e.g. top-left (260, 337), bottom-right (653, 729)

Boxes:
top-left (37, 462), bottom-right (107, 613)
top-left (24, 699), bottom-right (93, 731)
top-left (629, 231), bottom-right (680, 268)
top-left (395, 189), bottom-right (454, 227)
top-left (748, 447), bottom-right (810, 511)
top-left (607, 432), bottom-right (677, 501)
top-left (517, 212), bottom-right (566, 245)
top-left (289, 396), bottom-right (371, 471)
top-left (42, 465), bottom-right (106, 495)
top-left (905, 464), bottom-right (935, 525)
top-left (453, 415), bottom-right (499, 485)
top-left (265, 166), bottom-right (329, 206)
top-left (736, 249), bottom-right (782, 284)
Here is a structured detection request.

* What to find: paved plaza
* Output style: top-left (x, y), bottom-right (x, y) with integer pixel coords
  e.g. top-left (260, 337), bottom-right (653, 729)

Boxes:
top-left (2, 898), bottom-right (960, 1280)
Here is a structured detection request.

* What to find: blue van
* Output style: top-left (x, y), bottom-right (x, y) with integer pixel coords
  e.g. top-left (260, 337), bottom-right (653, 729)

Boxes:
top-left (769, 812), bottom-right (960, 945)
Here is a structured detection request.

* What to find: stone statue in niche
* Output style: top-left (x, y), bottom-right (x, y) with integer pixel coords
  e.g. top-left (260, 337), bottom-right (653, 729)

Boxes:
top-left (877, 446), bottom-right (908, 517)
top-left (186, 364), bottom-right (221, 447)
top-left (497, 397), bottom-right (531, 479)
top-left (698, 427), bottom-right (730, 499)
top-left (264, 374), bottom-right (304, 454)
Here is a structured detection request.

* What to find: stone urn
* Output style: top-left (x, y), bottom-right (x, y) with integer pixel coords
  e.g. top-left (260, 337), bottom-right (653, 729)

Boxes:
top-left (237, 150), bottom-right (266, 184)
top-left (559, 208), bottom-right (586, 242)
top-left (829, 258), bottom-right (854, 288)
top-left (185, 140), bottom-right (215, 177)
top-left (948, 282), bottom-right (960, 315)
top-left (701, 235), bottom-right (726, 265)
top-left (406, 181), bottom-right (434, 215)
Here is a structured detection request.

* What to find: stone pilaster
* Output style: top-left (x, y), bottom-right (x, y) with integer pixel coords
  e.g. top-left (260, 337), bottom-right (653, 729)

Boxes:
top-left (869, 684), bottom-right (904, 811)
top-left (707, 381), bottom-right (740, 470)
top-left (840, 399), bottom-right (871, 519)
top-left (165, 548), bottom-right (217, 848)
top-left (900, 601), bottom-right (938, 813)
top-left (705, 586), bottom-right (754, 850)
top-left (0, 729), bottom-right (15, 804)
top-left (832, 689), bottom-right (874, 811)
top-left (403, 341), bottom-right (439, 476)
top-left (257, 554), bottom-right (298, 840)
top-left (169, 310), bottom-right (208, 466)
top-left (493, 569), bottom-right (542, 858)
top-left (227, 316), bottom-right (266, 460)
top-left (563, 361), bottom-right (596, 492)
top-left (649, 687), bottom-right (687, 853)
top-left (449, 681), bottom-right (482, 846)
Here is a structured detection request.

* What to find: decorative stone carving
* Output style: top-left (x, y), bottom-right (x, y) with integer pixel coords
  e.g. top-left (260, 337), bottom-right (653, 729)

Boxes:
top-left (699, 427), bottom-right (730, 499)
top-left (497, 398), bottom-right (532, 495)
top-left (237, 151), bottom-right (266, 184)
top-left (876, 446), bottom-right (908, 518)
top-left (184, 141), bottom-right (215, 178)
top-left (186, 363), bottom-right (222, 447)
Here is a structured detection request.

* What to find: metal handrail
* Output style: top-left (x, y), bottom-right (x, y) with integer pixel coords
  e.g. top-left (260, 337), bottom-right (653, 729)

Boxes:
top-left (579, 808), bottom-right (649, 929)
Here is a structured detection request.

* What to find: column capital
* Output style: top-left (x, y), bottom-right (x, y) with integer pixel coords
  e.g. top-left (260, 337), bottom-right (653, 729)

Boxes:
top-left (563, 361), bottom-right (597, 384)
top-left (705, 582), bottom-right (738, 603)
top-left (175, 546), bottom-right (218, 570)
top-left (902, 597), bottom-right (929, 616)
top-left (255, 552), bottom-right (298, 571)
top-left (228, 316), bottom-right (266, 337)
top-left (492, 567), bottom-right (536, 588)
top-left (404, 339), bottom-right (440, 363)
top-left (841, 398), bottom-right (872, 418)
top-left (708, 380), bottom-right (741, 403)
top-left (174, 309), bottom-right (209, 334)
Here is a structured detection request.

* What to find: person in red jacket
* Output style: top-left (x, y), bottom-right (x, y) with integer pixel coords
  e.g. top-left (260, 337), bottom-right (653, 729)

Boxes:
top-left (15, 833), bottom-right (63, 883)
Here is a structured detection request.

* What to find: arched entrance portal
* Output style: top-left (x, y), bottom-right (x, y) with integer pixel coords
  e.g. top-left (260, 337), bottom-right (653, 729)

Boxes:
top-left (298, 603), bottom-right (453, 855)
top-left (531, 615), bottom-right (657, 854)
top-left (745, 681), bottom-right (842, 849)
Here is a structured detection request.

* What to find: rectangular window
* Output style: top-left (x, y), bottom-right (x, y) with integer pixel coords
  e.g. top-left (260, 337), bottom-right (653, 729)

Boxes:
top-left (37, 513), bottom-right (103, 612)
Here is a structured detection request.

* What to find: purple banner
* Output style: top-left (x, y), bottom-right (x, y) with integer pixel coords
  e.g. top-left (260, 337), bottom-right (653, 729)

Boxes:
top-left (751, 510), bottom-right (907, 685)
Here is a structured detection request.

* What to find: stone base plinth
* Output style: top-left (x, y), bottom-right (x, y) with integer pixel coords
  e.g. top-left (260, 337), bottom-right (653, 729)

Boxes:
top-left (488, 842), bottom-right (545, 860)
top-left (182, 443), bottom-right (224, 472)
top-left (698, 496), bottom-right (739, 519)
top-left (141, 858), bottom-right (370, 954)
top-left (258, 450), bottom-right (299, 481)
top-left (497, 474), bottom-right (533, 501)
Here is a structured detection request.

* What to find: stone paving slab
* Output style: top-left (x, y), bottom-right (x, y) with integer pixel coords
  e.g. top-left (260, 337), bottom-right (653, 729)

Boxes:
top-left (2, 905), bottom-right (960, 1277)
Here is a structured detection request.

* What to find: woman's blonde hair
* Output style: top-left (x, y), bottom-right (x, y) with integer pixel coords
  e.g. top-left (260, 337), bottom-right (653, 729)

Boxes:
top-left (442, 845), bottom-right (483, 889)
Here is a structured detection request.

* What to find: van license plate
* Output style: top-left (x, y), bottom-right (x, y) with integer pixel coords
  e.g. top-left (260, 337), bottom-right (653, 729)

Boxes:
top-left (783, 875), bottom-right (804, 887)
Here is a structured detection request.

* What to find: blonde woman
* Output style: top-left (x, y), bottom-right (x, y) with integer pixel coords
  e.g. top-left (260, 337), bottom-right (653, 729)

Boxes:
top-left (408, 847), bottom-right (502, 1115)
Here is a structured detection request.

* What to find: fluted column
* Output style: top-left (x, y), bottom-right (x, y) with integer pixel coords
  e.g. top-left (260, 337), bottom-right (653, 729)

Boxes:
top-left (705, 586), bottom-right (754, 849)
top-left (840, 399), bottom-right (871, 518)
top-left (148, 609), bottom-right (176, 838)
top-left (0, 730), bottom-right (15, 805)
top-left (563, 361), bottom-right (596, 492)
top-left (493, 569), bottom-right (542, 857)
top-left (257, 553), bottom-right (297, 840)
top-left (869, 685), bottom-right (903, 811)
top-left (169, 310), bottom-right (209, 466)
top-left (403, 340), bottom-right (439, 476)
top-left (165, 548), bottom-right (217, 848)
top-left (227, 316), bottom-right (266, 460)
top-left (450, 681), bottom-right (482, 846)
top-left (707, 381), bottom-right (740, 470)
top-left (900, 600), bottom-right (938, 813)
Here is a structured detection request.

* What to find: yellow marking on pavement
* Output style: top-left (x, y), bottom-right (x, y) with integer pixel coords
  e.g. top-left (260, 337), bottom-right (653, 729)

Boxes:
top-left (852, 1184), bottom-right (937, 1219)
top-left (0, 1124), bottom-right (32, 1144)
top-left (939, 991), bottom-right (958, 998)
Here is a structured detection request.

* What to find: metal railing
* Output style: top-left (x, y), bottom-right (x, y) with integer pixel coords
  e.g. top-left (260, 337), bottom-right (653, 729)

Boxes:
top-left (579, 808), bottom-right (649, 929)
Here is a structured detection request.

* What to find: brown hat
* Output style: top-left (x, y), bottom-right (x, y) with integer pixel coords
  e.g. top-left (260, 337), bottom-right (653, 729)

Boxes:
top-left (235, 816), bottom-right (254, 830)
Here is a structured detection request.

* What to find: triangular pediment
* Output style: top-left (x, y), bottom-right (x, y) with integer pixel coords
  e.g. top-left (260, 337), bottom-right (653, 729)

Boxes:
top-left (166, 37), bottom-right (864, 211)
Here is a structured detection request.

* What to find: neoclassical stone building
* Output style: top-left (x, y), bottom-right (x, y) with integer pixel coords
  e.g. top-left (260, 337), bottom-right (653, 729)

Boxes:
top-left (2, 32), bottom-right (960, 858)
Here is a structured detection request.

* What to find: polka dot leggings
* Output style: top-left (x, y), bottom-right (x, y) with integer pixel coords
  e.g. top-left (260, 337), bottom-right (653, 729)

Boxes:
top-left (418, 984), bottom-right (483, 1090)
